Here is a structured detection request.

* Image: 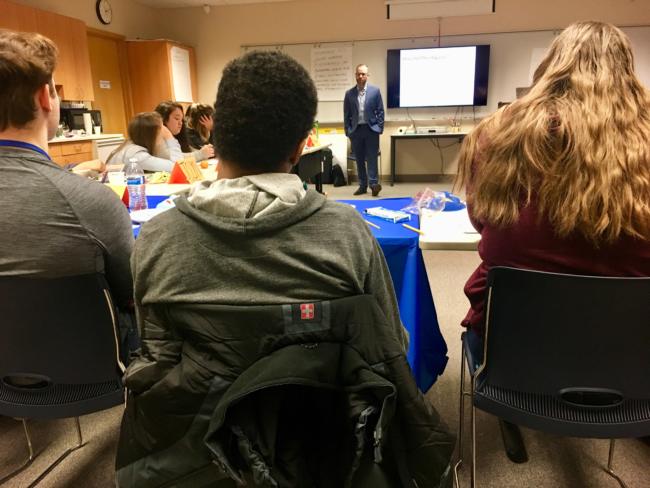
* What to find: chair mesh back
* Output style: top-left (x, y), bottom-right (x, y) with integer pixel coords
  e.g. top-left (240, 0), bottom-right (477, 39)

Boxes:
top-left (483, 268), bottom-right (650, 400)
top-left (0, 379), bottom-right (122, 405)
top-left (0, 274), bottom-right (124, 418)
top-left (481, 385), bottom-right (650, 424)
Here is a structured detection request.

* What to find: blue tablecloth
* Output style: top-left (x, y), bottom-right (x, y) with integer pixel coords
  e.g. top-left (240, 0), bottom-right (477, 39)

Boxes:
top-left (135, 195), bottom-right (448, 391)
top-left (339, 198), bottom-right (448, 391)
top-left (132, 195), bottom-right (167, 238)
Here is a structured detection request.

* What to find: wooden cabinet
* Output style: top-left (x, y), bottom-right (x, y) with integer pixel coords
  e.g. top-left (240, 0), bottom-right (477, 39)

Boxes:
top-left (0, 0), bottom-right (37, 32)
top-left (0, 0), bottom-right (94, 101)
top-left (35, 10), bottom-right (94, 101)
top-left (69, 19), bottom-right (95, 101)
top-left (49, 141), bottom-right (94, 167)
top-left (127, 40), bottom-right (198, 114)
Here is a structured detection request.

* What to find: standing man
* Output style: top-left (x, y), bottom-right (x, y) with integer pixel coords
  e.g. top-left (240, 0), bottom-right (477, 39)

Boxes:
top-left (344, 63), bottom-right (385, 196)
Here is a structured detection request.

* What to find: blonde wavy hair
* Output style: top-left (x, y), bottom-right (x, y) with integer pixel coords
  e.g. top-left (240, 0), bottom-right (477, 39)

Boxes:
top-left (456, 21), bottom-right (650, 244)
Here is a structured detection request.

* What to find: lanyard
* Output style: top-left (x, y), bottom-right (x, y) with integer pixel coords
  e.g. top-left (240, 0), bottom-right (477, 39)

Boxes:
top-left (0, 139), bottom-right (51, 160)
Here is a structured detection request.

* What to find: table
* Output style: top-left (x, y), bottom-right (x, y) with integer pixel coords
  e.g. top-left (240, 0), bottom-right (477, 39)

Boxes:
top-left (339, 197), bottom-right (448, 391)
top-left (136, 195), bottom-right (448, 391)
top-left (419, 207), bottom-right (480, 251)
top-left (296, 143), bottom-right (331, 193)
top-left (390, 132), bottom-right (468, 185)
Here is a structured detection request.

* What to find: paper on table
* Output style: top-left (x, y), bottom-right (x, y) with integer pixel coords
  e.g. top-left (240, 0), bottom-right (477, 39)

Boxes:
top-left (130, 207), bottom-right (169, 224)
top-left (130, 195), bottom-right (178, 223)
top-left (420, 208), bottom-right (477, 235)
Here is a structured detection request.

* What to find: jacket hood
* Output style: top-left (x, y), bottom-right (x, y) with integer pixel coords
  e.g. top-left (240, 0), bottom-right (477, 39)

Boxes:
top-left (177, 173), bottom-right (326, 236)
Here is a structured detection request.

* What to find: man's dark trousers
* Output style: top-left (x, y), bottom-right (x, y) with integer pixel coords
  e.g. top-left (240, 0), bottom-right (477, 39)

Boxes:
top-left (350, 124), bottom-right (379, 189)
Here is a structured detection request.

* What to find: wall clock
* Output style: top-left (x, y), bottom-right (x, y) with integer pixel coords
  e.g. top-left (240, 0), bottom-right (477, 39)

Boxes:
top-left (96, 0), bottom-right (113, 25)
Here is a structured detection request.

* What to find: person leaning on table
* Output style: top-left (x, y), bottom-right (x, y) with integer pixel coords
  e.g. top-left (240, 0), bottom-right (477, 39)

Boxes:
top-left (455, 20), bottom-right (650, 459)
top-left (106, 111), bottom-right (177, 172)
top-left (155, 100), bottom-right (214, 162)
top-left (0, 28), bottom-right (137, 361)
top-left (185, 102), bottom-right (214, 151)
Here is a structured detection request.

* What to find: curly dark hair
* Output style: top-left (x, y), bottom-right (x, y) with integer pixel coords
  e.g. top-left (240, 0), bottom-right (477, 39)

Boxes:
top-left (213, 50), bottom-right (317, 171)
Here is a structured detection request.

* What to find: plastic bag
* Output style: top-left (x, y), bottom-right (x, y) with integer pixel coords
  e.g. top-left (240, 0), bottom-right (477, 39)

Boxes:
top-left (401, 188), bottom-right (448, 215)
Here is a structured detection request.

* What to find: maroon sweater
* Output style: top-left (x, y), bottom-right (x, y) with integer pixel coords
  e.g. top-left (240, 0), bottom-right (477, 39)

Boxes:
top-left (462, 202), bottom-right (650, 333)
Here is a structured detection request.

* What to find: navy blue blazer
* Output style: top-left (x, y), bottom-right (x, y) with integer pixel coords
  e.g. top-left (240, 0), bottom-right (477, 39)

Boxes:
top-left (343, 84), bottom-right (385, 137)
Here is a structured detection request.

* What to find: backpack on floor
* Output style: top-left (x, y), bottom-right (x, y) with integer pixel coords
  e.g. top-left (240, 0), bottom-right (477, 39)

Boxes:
top-left (332, 164), bottom-right (347, 187)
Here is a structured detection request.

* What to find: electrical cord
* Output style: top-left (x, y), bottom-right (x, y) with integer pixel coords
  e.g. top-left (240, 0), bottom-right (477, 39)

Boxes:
top-left (427, 138), bottom-right (460, 175)
top-left (451, 105), bottom-right (460, 128)
top-left (406, 107), bottom-right (417, 133)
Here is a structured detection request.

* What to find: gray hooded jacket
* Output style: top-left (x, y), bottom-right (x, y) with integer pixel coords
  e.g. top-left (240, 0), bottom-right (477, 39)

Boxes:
top-left (129, 173), bottom-right (406, 347)
top-left (115, 173), bottom-right (411, 486)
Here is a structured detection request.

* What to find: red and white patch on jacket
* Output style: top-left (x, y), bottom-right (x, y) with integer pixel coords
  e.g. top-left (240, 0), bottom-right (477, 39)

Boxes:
top-left (300, 303), bottom-right (315, 320)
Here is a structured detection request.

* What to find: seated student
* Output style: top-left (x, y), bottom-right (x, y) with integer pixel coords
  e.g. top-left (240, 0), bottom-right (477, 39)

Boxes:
top-left (456, 20), bottom-right (650, 459)
top-left (115, 51), bottom-right (453, 488)
top-left (457, 20), bottom-right (650, 343)
top-left (106, 112), bottom-right (177, 172)
top-left (0, 29), bottom-right (137, 358)
top-left (185, 102), bottom-right (214, 150)
top-left (154, 100), bottom-right (214, 162)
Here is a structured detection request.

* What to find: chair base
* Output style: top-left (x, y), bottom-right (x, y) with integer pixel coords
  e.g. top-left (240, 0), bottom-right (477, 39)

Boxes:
top-left (498, 419), bottom-right (528, 463)
top-left (454, 333), bottom-right (633, 488)
top-left (604, 439), bottom-right (628, 488)
top-left (0, 417), bottom-right (85, 487)
top-left (0, 419), bottom-right (37, 485)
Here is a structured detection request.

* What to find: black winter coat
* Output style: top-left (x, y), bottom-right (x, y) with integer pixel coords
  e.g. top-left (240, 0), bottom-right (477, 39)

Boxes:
top-left (116, 295), bottom-right (454, 487)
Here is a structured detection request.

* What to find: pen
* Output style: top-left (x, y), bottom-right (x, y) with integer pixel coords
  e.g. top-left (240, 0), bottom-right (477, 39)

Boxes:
top-left (366, 220), bottom-right (381, 230)
top-left (402, 223), bottom-right (425, 235)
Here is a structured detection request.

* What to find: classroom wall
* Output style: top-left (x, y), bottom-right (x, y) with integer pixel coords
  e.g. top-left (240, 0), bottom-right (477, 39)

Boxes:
top-left (160, 0), bottom-right (650, 104)
top-left (157, 0), bottom-right (650, 179)
top-left (13, 0), bottom-right (164, 39)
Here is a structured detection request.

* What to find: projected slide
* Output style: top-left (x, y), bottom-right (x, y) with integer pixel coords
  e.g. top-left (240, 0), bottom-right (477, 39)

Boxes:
top-left (400, 46), bottom-right (477, 107)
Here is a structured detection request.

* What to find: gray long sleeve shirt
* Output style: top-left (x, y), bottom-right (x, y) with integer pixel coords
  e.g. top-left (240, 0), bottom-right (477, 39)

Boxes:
top-left (0, 147), bottom-right (134, 306)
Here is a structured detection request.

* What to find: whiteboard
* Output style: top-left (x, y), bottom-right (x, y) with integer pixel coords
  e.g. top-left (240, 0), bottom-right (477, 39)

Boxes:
top-left (243, 26), bottom-right (650, 123)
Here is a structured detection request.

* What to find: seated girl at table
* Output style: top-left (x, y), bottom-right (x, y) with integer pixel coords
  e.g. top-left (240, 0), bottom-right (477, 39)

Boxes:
top-left (106, 112), bottom-right (177, 172)
top-left (457, 20), bottom-right (650, 345)
top-left (185, 103), bottom-right (214, 151)
top-left (154, 101), bottom-right (214, 162)
top-left (455, 19), bottom-right (650, 463)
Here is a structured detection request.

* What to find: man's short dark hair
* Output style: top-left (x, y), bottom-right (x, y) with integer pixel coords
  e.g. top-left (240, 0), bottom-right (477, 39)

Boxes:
top-left (0, 29), bottom-right (58, 131)
top-left (213, 50), bottom-right (317, 171)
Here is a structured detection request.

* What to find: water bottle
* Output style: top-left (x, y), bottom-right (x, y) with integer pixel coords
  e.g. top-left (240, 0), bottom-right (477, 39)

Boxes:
top-left (124, 158), bottom-right (148, 211)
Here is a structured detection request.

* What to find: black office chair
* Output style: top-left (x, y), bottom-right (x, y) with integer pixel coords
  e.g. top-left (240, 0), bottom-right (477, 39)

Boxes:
top-left (454, 267), bottom-right (650, 488)
top-left (0, 273), bottom-right (126, 486)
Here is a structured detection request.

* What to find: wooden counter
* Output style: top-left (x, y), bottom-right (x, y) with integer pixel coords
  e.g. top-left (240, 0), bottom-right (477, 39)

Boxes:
top-left (48, 134), bottom-right (124, 166)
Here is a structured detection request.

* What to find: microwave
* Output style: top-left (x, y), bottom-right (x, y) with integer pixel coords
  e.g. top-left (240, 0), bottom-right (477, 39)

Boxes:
top-left (60, 108), bottom-right (102, 131)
